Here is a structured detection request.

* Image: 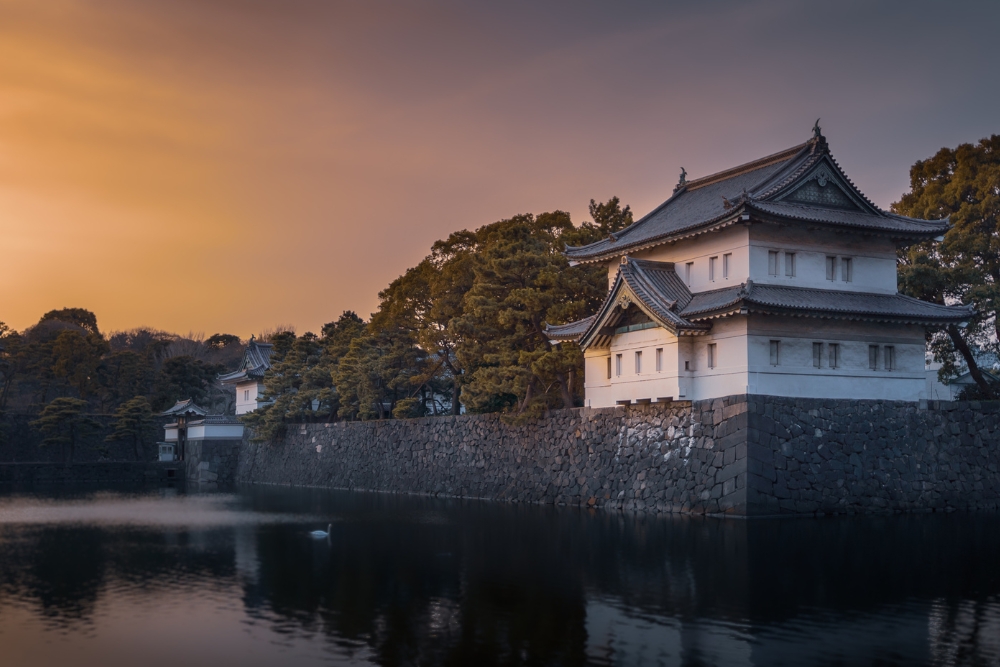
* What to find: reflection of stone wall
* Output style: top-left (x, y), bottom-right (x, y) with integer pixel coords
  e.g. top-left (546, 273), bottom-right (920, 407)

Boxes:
top-left (236, 396), bottom-right (1000, 516)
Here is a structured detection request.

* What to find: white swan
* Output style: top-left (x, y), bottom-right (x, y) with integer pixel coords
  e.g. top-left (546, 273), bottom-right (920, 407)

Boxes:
top-left (310, 523), bottom-right (332, 539)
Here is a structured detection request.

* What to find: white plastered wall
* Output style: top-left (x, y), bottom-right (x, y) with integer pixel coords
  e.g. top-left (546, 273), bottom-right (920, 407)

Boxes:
top-left (235, 381), bottom-right (264, 415)
top-left (745, 316), bottom-right (926, 400)
top-left (624, 225), bottom-right (751, 293)
top-left (584, 327), bottom-right (687, 407)
top-left (749, 225), bottom-right (898, 293)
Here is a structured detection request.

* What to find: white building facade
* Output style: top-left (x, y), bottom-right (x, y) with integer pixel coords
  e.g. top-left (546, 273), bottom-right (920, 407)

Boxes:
top-left (218, 337), bottom-right (274, 415)
top-left (548, 128), bottom-right (973, 406)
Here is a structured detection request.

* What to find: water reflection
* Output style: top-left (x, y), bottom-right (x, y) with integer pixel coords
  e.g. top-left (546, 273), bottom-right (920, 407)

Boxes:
top-left (0, 486), bottom-right (997, 666)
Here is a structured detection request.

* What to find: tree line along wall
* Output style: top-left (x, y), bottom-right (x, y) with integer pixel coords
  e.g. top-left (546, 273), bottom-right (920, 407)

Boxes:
top-left (0, 414), bottom-right (173, 463)
top-left (237, 396), bottom-right (1000, 516)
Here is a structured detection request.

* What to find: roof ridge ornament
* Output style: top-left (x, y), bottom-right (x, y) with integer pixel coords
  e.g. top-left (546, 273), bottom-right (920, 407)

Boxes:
top-left (674, 167), bottom-right (687, 194)
top-left (810, 118), bottom-right (828, 154)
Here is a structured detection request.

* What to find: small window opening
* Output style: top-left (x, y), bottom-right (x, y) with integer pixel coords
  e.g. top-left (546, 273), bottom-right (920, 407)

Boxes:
top-left (884, 345), bottom-right (895, 371)
top-left (842, 257), bottom-right (853, 282)
top-left (616, 354), bottom-right (622, 377)
top-left (770, 340), bottom-right (781, 366)
top-left (829, 343), bottom-right (839, 369)
top-left (869, 345), bottom-right (879, 370)
top-left (826, 256), bottom-right (837, 281)
top-left (709, 256), bottom-right (718, 282)
top-left (685, 262), bottom-right (694, 286)
top-left (707, 344), bottom-right (717, 369)
top-left (606, 357), bottom-right (612, 380)
top-left (813, 342), bottom-right (823, 368)
top-left (656, 348), bottom-right (663, 372)
top-left (684, 360), bottom-right (691, 371)
top-left (784, 252), bottom-right (796, 277)
top-left (723, 253), bottom-right (731, 279)
top-left (635, 350), bottom-right (642, 374)
top-left (768, 251), bottom-right (779, 276)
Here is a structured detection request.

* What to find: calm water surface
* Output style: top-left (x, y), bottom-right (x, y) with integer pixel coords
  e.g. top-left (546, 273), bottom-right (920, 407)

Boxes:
top-left (0, 485), bottom-right (997, 667)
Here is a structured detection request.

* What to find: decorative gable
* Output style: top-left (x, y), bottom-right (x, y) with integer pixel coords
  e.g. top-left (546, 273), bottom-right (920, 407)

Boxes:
top-left (776, 163), bottom-right (868, 212)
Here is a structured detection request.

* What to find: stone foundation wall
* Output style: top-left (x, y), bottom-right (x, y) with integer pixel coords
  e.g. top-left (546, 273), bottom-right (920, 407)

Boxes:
top-left (237, 395), bottom-right (1000, 516)
top-left (238, 398), bottom-right (750, 514)
top-left (185, 438), bottom-right (241, 485)
top-left (745, 397), bottom-right (1000, 514)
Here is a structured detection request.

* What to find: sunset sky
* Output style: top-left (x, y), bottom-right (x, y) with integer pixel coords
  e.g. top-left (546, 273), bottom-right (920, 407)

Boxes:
top-left (1, 0), bottom-right (998, 337)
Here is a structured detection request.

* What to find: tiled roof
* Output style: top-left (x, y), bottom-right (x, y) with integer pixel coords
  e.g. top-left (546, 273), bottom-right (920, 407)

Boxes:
top-left (565, 133), bottom-right (948, 263)
top-left (545, 316), bottom-right (595, 341)
top-left (219, 338), bottom-right (274, 384)
top-left (681, 281), bottom-right (974, 324)
top-left (188, 415), bottom-right (243, 426)
top-left (574, 258), bottom-right (710, 348)
top-left (160, 398), bottom-right (208, 417)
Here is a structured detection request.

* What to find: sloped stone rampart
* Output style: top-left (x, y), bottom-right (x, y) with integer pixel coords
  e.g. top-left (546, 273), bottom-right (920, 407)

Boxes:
top-left (745, 397), bottom-right (1000, 514)
top-left (238, 398), bottom-right (750, 514)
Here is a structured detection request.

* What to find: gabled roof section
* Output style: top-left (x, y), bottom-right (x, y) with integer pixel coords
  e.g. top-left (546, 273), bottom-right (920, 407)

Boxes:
top-left (545, 316), bottom-right (595, 342)
top-left (680, 281), bottom-right (975, 325)
top-left (562, 258), bottom-right (710, 350)
top-left (565, 130), bottom-right (948, 264)
top-left (160, 398), bottom-right (208, 417)
top-left (218, 337), bottom-right (274, 384)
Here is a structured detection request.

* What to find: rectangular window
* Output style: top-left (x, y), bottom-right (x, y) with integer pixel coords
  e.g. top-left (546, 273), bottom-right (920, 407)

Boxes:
top-left (709, 256), bottom-right (717, 281)
top-left (884, 345), bottom-right (895, 371)
top-left (684, 360), bottom-right (690, 371)
top-left (635, 350), bottom-right (642, 374)
top-left (607, 357), bottom-right (612, 380)
top-left (656, 348), bottom-right (663, 372)
top-left (784, 252), bottom-right (796, 277)
top-left (869, 345), bottom-right (879, 370)
top-left (842, 257), bottom-right (853, 282)
top-left (770, 340), bottom-right (781, 366)
top-left (723, 253), bottom-right (731, 279)
top-left (685, 262), bottom-right (694, 286)
top-left (826, 256), bottom-right (837, 281)
top-left (616, 354), bottom-right (622, 377)
top-left (829, 343), bottom-right (839, 369)
top-left (813, 342), bottom-right (823, 368)
top-left (244, 390), bottom-right (249, 401)
top-left (707, 343), bottom-right (717, 369)
top-left (768, 250), bottom-right (779, 276)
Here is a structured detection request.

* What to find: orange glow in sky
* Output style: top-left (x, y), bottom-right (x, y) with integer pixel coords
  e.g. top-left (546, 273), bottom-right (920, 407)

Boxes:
top-left (1, 0), bottom-right (997, 337)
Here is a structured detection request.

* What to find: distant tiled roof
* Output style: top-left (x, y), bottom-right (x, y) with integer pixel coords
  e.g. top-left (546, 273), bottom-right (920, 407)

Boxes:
top-left (565, 133), bottom-right (948, 263)
top-left (218, 338), bottom-right (273, 384)
top-left (188, 415), bottom-right (243, 426)
top-left (681, 281), bottom-right (974, 324)
top-left (160, 398), bottom-right (208, 417)
top-left (545, 316), bottom-right (595, 341)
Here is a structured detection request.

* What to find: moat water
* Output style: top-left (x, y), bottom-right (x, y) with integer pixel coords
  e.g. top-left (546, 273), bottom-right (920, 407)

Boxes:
top-left (0, 486), bottom-right (997, 667)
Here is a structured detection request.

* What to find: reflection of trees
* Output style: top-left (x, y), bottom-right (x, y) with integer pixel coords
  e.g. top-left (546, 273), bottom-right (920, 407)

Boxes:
top-left (0, 525), bottom-right (237, 630)
top-left (243, 488), bottom-right (1000, 666)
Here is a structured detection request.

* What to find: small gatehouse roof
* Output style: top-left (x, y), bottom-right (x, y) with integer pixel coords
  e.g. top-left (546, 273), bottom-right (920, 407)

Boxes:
top-left (160, 398), bottom-right (209, 417)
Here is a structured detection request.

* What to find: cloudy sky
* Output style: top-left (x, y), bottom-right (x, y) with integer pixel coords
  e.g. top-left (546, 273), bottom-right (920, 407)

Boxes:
top-left (1, 0), bottom-right (997, 336)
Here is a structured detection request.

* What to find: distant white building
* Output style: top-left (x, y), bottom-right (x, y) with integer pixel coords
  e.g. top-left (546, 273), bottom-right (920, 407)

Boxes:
top-left (548, 126), bottom-right (973, 406)
top-left (925, 350), bottom-right (1000, 401)
top-left (218, 337), bottom-right (274, 415)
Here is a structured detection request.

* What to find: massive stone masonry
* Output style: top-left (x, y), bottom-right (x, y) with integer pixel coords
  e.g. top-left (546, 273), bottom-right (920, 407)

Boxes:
top-left (237, 396), bottom-right (1000, 516)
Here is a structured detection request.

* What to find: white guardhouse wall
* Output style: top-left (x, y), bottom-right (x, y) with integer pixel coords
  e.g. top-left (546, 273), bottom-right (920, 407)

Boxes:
top-left (689, 316), bottom-right (749, 401)
top-left (746, 316), bottom-right (926, 400)
top-left (584, 327), bottom-right (683, 407)
top-left (749, 225), bottom-right (898, 293)
top-left (618, 225), bottom-right (751, 292)
top-left (187, 422), bottom-right (246, 440)
top-left (235, 381), bottom-right (263, 415)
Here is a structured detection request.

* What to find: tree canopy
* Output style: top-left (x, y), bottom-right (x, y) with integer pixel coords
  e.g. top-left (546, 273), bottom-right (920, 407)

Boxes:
top-left (893, 135), bottom-right (1000, 396)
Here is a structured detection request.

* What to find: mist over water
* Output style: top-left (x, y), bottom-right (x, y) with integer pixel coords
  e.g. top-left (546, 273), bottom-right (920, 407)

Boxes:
top-left (0, 486), bottom-right (997, 666)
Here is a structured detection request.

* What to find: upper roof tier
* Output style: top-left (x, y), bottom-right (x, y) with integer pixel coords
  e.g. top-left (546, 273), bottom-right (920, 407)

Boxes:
top-left (218, 337), bottom-right (274, 385)
top-left (565, 131), bottom-right (947, 264)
